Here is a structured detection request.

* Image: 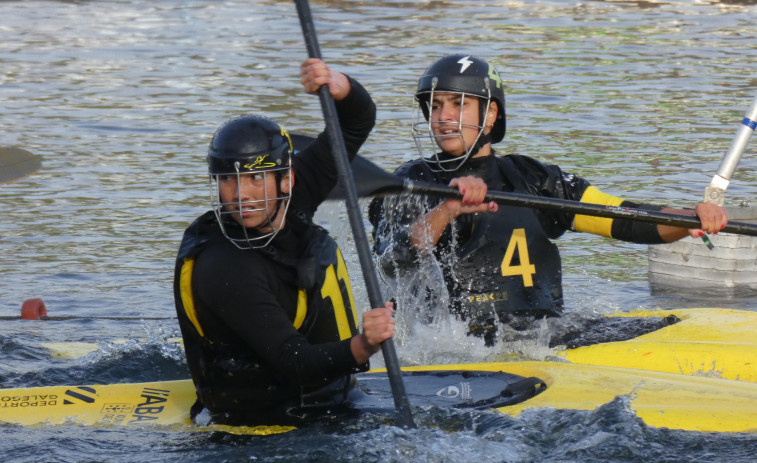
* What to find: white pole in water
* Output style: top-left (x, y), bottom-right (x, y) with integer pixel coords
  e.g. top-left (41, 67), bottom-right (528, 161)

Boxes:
top-left (704, 93), bottom-right (757, 206)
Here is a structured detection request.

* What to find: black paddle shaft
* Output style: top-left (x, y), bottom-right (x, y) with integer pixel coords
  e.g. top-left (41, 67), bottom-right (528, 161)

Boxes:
top-left (403, 181), bottom-right (757, 237)
top-left (293, 0), bottom-right (415, 428)
top-left (339, 154), bottom-right (757, 238)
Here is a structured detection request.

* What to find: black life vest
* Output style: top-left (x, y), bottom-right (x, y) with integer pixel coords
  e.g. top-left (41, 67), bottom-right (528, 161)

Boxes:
top-left (174, 211), bottom-right (360, 424)
top-left (410, 157), bottom-right (565, 324)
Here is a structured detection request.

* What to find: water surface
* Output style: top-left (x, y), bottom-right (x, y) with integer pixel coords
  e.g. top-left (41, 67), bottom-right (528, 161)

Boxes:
top-left (2, 1), bottom-right (757, 461)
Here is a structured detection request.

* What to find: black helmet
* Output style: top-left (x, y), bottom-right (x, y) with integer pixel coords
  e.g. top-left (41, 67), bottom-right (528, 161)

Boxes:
top-left (416, 54), bottom-right (506, 143)
top-left (207, 115), bottom-right (294, 250)
top-left (208, 115), bottom-right (293, 175)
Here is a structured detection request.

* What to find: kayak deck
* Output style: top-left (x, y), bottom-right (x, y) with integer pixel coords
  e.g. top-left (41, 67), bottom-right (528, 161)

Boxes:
top-left (6, 307), bottom-right (757, 434)
top-left (2, 360), bottom-right (757, 435)
top-left (555, 308), bottom-right (757, 383)
top-left (490, 361), bottom-right (757, 435)
top-left (41, 307), bottom-right (757, 385)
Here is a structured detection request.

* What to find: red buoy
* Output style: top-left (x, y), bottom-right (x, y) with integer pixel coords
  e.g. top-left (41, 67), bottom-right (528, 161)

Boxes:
top-left (21, 298), bottom-right (47, 320)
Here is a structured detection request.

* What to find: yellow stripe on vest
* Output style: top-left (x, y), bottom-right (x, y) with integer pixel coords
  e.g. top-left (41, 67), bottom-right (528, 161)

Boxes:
top-left (574, 186), bottom-right (624, 238)
top-left (320, 248), bottom-right (358, 341)
top-left (294, 289), bottom-right (307, 330)
top-left (322, 267), bottom-right (351, 341)
top-left (180, 257), bottom-right (204, 337)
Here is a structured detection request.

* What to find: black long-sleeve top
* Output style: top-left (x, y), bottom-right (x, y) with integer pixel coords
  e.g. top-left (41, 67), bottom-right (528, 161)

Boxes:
top-left (173, 77), bottom-right (376, 424)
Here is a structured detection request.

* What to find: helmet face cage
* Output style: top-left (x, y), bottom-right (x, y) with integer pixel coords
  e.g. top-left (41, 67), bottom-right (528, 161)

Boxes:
top-left (209, 163), bottom-right (292, 250)
top-left (412, 80), bottom-right (493, 172)
top-left (206, 115), bottom-right (294, 250)
top-left (412, 54), bottom-right (505, 172)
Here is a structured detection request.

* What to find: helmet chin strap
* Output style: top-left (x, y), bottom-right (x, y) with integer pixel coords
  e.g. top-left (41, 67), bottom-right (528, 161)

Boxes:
top-left (471, 132), bottom-right (492, 157)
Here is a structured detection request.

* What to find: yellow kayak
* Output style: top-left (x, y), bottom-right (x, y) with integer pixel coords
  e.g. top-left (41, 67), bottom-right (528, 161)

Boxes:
top-left (555, 307), bottom-right (757, 383)
top-left (2, 360), bottom-right (756, 435)
top-left (3, 307), bottom-right (755, 435)
top-left (408, 361), bottom-right (757, 434)
top-left (41, 307), bottom-right (757, 384)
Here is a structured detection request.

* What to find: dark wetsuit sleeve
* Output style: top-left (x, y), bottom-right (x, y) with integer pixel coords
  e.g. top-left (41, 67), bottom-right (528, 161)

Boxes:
top-left (506, 155), bottom-right (666, 244)
top-left (577, 190), bottom-right (667, 244)
top-left (193, 245), bottom-right (366, 388)
top-left (613, 203), bottom-right (667, 243)
top-left (562, 174), bottom-right (666, 244)
top-left (290, 76), bottom-right (376, 219)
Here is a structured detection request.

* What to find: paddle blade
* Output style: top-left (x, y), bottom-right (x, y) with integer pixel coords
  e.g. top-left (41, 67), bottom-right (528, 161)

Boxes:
top-left (0, 147), bottom-right (41, 184)
top-left (290, 134), bottom-right (401, 199)
top-left (328, 155), bottom-right (407, 199)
